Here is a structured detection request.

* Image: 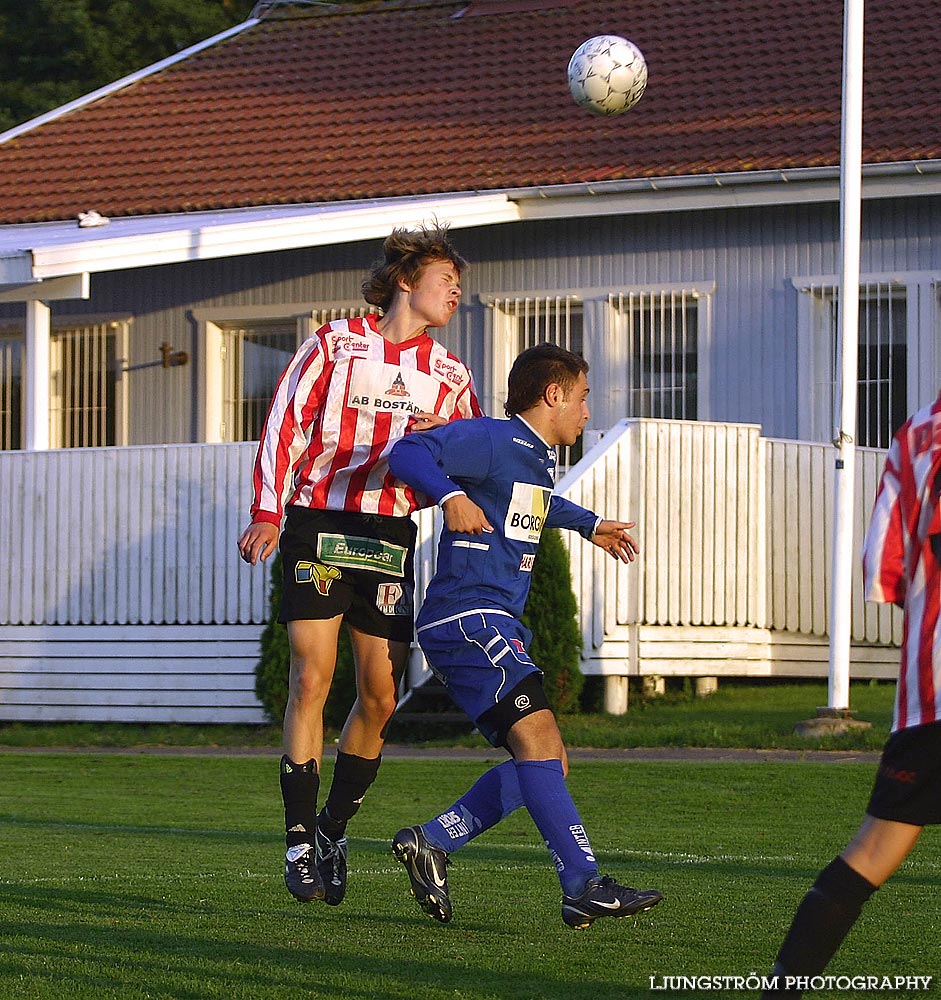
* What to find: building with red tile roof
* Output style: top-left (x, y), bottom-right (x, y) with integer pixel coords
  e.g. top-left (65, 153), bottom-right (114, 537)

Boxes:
top-left (0, 0), bottom-right (937, 224)
top-left (0, 0), bottom-right (939, 722)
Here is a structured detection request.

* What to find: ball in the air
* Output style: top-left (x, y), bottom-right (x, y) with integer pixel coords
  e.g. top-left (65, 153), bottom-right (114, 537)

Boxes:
top-left (567, 34), bottom-right (648, 116)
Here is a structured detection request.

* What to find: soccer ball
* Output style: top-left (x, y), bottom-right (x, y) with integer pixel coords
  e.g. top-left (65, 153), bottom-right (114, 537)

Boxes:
top-left (567, 35), bottom-right (648, 117)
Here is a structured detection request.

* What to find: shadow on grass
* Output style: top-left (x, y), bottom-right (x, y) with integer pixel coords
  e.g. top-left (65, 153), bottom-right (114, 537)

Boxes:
top-left (0, 812), bottom-right (274, 842)
top-left (0, 883), bottom-right (657, 1000)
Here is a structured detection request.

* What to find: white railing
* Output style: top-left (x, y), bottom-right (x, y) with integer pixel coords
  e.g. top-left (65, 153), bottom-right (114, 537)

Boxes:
top-left (0, 421), bottom-right (900, 641)
top-left (0, 442), bottom-right (269, 626)
top-left (557, 419), bottom-right (900, 653)
top-left (761, 435), bottom-right (898, 644)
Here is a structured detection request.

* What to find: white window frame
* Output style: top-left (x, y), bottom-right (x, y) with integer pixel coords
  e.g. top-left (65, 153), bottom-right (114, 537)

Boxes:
top-left (191, 300), bottom-right (377, 443)
top-left (793, 272), bottom-right (941, 444)
top-left (482, 282), bottom-right (714, 438)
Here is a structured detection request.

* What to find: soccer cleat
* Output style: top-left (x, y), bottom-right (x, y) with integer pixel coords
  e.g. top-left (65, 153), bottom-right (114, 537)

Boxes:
top-left (284, 843), bottom-right (325, 902)
top-left (561, 875), bottom-right (663, 929)
top-left (315, 826), bottom-right (348, 906)
top-left (391, 826), bottom-right (452, 923)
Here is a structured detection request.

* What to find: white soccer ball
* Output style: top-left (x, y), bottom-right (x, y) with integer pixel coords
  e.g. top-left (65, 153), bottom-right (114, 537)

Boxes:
top-left (567, 34), bottom-right (648, 117)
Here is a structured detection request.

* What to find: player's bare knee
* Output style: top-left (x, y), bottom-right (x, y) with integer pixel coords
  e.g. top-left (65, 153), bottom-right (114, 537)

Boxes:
top-left (288, 663), bottom-right (332, 712)
top-left (356, 688), bottom-right (398, 725)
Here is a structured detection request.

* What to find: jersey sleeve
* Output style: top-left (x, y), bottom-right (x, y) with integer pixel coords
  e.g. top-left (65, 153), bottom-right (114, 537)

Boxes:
top-left (862, 431), bottom-right (910, 607)
top-left (249, 332), bottom-right (330, 525)
top-left (546, 494), bottom-right (601, 540)
top-left (389, 419), bottom-right (493, 504)
top-left (452, 369), bottom-right (484, 419)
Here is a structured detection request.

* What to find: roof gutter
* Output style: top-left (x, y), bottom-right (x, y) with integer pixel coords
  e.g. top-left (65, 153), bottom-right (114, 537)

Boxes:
top-left (504, 161), bottom-right (941, 220)
top-left (0, 18), bottom-right (261, 145)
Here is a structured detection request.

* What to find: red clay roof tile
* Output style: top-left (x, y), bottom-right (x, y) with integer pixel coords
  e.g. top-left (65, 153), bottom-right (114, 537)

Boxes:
top-left (0, 0), bottom-right (937, 224)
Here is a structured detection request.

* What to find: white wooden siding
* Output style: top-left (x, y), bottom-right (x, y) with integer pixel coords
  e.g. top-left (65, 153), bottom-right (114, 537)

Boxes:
top-left (3, 199), bottom-right (935, 449)
top-left (0, 442), bottom-right (268, 626)
top-left (0, 425), bottom-right (902, 721)
top-left (0, 625), bottom-right (265, 723)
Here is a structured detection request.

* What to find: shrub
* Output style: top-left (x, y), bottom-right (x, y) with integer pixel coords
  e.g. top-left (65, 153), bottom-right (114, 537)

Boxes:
top-left (254, 554), bottom-right (357, 728)
top-left (521, 528), bottom-right (584, 714)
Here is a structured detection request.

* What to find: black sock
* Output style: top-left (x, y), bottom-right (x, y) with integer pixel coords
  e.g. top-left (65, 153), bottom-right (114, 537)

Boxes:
top-left (279, 755), bottom-right (319, 849)
top-left (318, 751), bottom-right (382, 840)
top-left (768, 856), bottom-right (877, 993)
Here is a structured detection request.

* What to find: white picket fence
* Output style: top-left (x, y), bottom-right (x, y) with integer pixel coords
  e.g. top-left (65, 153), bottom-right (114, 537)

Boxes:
top-left (559, 420), bottom-right (900, 707)
top-left (0, 422), bottom-right (901, 721)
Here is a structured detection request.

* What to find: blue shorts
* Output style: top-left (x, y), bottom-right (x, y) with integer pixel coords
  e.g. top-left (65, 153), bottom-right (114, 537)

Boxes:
top-left (416, 611), bottom-right (548, 746)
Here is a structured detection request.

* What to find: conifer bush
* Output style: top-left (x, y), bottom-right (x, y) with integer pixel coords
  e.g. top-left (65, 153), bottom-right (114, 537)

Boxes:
top-left (521, 528), bottom-right (584, 714)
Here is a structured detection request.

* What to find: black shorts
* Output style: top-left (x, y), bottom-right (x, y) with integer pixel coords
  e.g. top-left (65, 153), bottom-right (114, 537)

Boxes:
top-left (278, 506), bottom-right (416, 642)
top-left (866, 720), bottom-right (941, 826)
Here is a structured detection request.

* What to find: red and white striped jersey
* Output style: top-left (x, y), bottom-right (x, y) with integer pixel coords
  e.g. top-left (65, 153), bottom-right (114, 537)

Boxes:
top-left (250, 315), bottom-right (482, 522)
top-left (862, 389), bottom-right (941, 732)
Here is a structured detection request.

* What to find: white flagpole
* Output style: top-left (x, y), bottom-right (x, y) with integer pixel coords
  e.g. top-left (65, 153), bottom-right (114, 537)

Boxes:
top-left (827, 0), bottom-right (865, 712)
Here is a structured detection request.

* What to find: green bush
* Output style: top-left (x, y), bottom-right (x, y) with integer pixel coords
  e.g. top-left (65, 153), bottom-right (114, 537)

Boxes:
top-left (521, 528), bottom-right (584, 714)
top-left (254, 554), bottom-right (357, 728)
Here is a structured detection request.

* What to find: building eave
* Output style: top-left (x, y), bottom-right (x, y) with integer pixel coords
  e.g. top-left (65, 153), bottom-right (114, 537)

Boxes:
top-left (0, 192), bottom-right (522, 291)
top-left (508, 161), bottom-right (941, 221)
top-left (0, 160), bottom-right (938, 295)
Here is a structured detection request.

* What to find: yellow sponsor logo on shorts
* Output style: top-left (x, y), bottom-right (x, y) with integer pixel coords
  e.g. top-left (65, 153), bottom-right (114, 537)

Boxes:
top-left (295, 560), bottom-right (342, 595)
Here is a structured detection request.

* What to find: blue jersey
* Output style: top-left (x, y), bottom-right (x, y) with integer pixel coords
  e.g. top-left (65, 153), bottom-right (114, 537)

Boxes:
top-left (388, 415), bottom-right (600, 625)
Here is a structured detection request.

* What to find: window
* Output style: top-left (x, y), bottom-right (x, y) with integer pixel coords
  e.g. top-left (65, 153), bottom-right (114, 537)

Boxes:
top-left (0, 334), bottom-right (22, 450)
top-left (0, 320), bottom-right (128, 451)
top-left (794, 276), bottom-right (934, 448)
top-left (48, 322), bottom-right (125, 448)
top-left (611, 290), bottom-right (699, 420)
top-left (853, 284), bottom-right (907, 449)
top-left (486, 285), bottom-right (710, 474)
top-left (221, 320), bottom-right (299, 443)
top-left (489, 295), bottom-right (586, 469)
top-left (212, 304), bottom-right (378, 443)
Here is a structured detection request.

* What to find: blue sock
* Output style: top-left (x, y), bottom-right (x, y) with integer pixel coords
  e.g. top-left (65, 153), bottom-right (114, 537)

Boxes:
top-left (421, 759), bottom-right (523, 852)
top-left (514, 758), bottom-right (598, 897)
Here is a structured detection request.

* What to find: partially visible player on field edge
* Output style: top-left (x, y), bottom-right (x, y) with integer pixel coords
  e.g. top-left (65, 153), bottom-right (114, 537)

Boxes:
top-left (237, 223), bottom-right (482, 906)
top-left (386, 343), bottom-right (663, 928)
top-left (761, 388), bottom-right (941, 999)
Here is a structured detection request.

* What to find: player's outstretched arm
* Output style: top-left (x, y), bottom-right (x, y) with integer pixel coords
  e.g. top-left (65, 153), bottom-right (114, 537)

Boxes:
top-left (237, 521), bottom-right (280, 565)
top-left (590, 520), bottom-right (639, 563)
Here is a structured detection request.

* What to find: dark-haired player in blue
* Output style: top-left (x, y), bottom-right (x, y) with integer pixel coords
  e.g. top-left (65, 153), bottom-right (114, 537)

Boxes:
top-left (387, 343), bottom-right (663, 929)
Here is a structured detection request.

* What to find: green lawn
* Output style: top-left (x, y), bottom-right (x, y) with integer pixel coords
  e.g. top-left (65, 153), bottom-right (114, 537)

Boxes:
top-left (0, 679), bottom-right (898, 752)
top-left (1, 752), bottom-right (937, 1000)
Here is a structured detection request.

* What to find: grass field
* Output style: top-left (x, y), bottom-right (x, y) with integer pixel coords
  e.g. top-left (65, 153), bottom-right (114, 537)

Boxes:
top-left (0, 679), bottom-right (898, 752)
top-left (2, 751), bottom-right (938, 1000)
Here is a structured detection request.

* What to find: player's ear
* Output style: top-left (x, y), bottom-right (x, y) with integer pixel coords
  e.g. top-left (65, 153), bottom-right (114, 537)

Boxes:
top-left (543, 382), bottom-right (564, 407)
